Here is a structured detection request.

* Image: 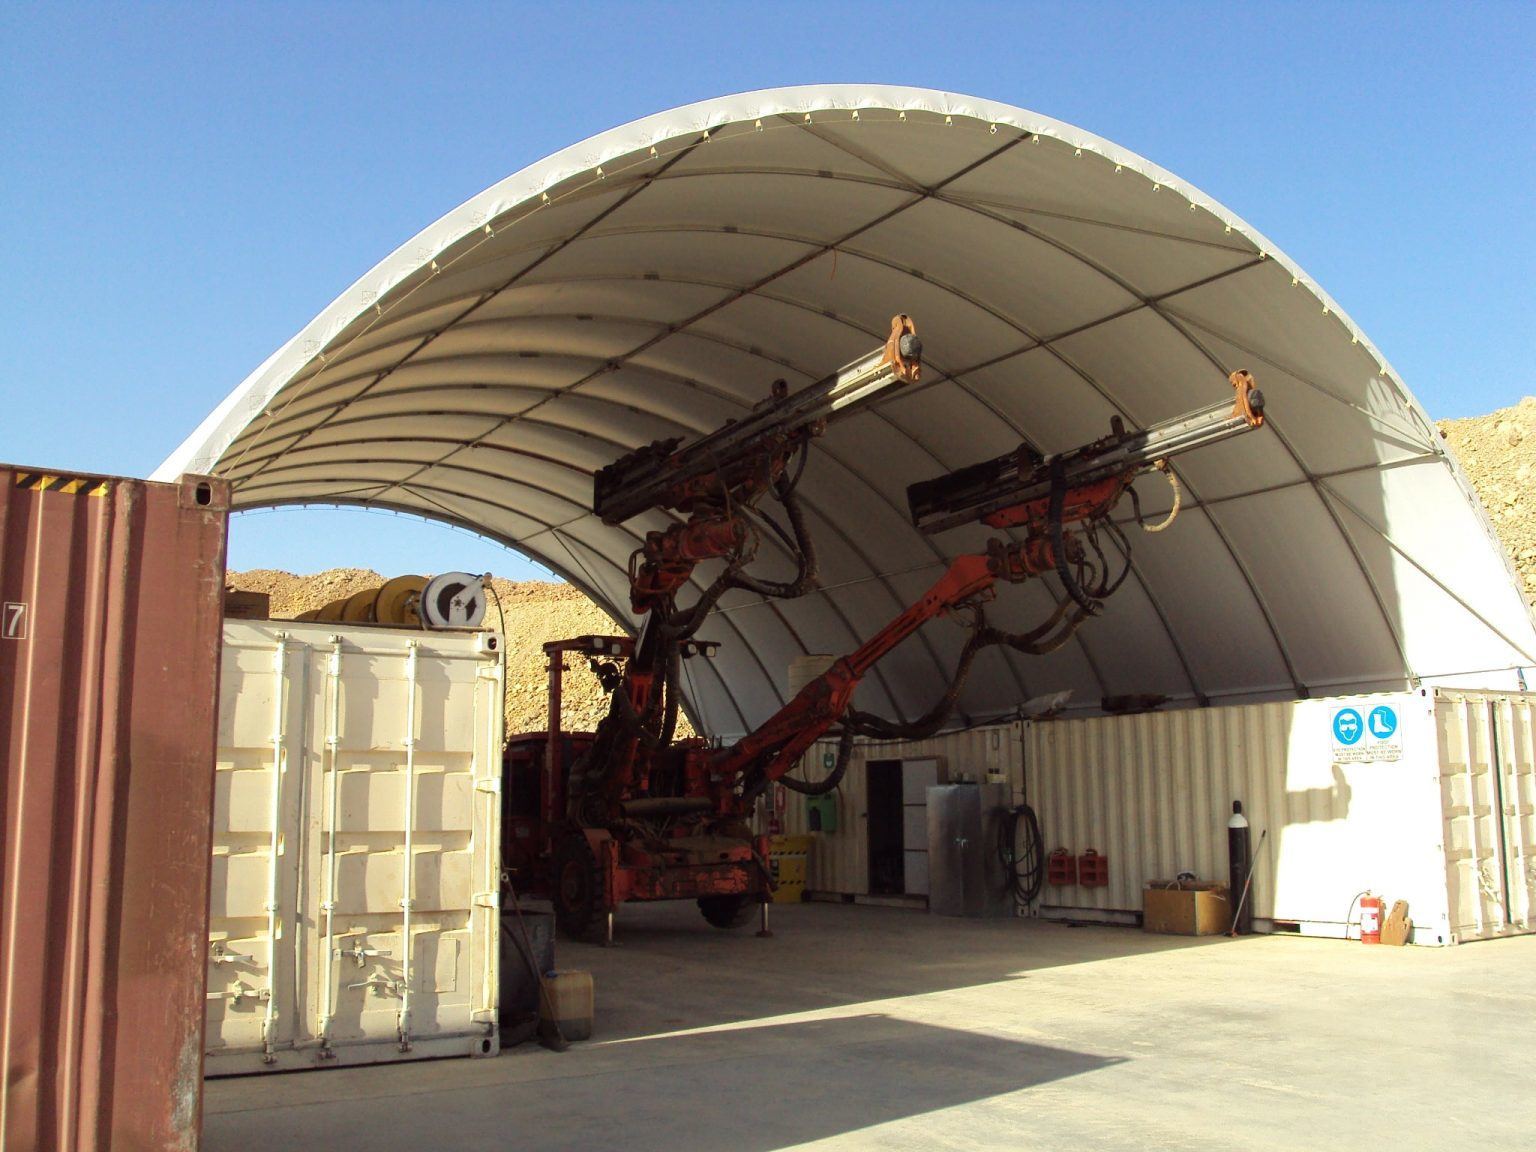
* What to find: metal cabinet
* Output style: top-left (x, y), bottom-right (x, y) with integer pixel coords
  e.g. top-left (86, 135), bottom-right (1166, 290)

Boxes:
top-left (927, 783), bottom-right (1011, 918)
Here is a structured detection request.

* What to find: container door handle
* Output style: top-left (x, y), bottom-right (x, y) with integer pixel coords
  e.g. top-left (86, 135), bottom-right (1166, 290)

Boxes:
top-left (337, 942), bottom-right (392, 967)
top-left (206, 981), bottom-right (272, 1004)
top-left (347, 973), bottom-right (402, 996)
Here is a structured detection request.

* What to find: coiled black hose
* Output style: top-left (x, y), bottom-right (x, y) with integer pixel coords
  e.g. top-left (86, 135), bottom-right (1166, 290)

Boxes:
top-left (997, 803), bottom-right (1044, 907)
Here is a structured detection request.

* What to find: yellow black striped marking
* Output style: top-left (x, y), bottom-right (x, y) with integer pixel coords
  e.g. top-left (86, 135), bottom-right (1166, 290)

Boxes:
top-left (13, 472), bottom-right (110, 496)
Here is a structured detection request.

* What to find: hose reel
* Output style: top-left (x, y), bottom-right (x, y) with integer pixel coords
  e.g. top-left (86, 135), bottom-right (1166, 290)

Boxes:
top-left (419, 571), bottom-right (487, 629)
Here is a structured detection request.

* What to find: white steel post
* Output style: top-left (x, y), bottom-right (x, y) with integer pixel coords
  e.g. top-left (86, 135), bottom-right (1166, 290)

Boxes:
top-left (261, 636), bottom-right (288, 1063)
top-left (1493, 699), bottom-right (1528, 928)
top-left (398, 641), bottom-right (419, 1050)
top-left (1464, 699), bottom-right (1489, 936)
top-left (318, 637), bottom-right (343, 1053)
top-left (472, 644), bottom-right (505, 1027)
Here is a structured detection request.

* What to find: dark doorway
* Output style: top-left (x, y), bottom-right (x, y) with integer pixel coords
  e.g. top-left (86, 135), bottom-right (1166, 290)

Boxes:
top-left (867, 759), bottom-right (905, 895)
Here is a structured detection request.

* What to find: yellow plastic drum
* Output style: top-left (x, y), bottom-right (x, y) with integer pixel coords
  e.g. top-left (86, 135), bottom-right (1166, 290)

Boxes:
top-left (541, 970), bottom-right (594, 1041)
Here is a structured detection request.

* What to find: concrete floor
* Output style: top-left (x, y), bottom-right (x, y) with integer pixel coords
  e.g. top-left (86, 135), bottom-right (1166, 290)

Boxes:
top-left (203, 902), bottom-right (1536, 1151)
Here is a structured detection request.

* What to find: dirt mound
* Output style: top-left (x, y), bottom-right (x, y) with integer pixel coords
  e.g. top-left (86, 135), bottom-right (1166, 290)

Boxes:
top-left (1438, 396), bottom-right (1536, 605)
top-left (230, 567), bottom-right (388, 618)
top-left (223, 568), bottom-right (673, 735)
top-left (481, 575), bottom-right (633, 735)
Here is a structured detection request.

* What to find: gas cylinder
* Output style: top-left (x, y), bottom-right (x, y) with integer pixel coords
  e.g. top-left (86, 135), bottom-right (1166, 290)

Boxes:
top-left (1227, 801), bottom-right (1253, 935)
top-left (1359, 893), bottom-right (1383, 944)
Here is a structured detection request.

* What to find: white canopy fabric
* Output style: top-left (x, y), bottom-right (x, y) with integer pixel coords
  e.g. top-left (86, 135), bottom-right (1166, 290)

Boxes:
top-left (158, 85), bottom-right (1536, 735)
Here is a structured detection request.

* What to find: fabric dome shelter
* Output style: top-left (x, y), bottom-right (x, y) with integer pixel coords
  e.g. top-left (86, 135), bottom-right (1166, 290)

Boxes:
top-left (157, 85), bottom-right (1536, 737)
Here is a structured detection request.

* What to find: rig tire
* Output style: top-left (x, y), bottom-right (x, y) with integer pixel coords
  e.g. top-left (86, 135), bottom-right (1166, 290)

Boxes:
top-left (553, 834), bottom-right (609, 942)
top-left (697, 894), bottom-right (759, 930)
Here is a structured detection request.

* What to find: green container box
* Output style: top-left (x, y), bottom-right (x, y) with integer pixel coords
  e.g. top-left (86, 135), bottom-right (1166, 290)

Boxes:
top-left (805, 793), bottom-right (838, 833)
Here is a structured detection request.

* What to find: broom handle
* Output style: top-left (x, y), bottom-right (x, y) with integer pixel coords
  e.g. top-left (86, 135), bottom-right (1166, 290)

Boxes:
top-left (1228, 828), bottom-right (1267, 937)
top-left (506, 875), bottom-right (567, 1044)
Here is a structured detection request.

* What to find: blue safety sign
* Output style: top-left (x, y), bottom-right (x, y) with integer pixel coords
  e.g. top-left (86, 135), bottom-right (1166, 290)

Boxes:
top-left (1368, 705), bottom-right (1398, 739)
top-left (1332, 701), bottom-right (1405, 762)
top-left (1332, 708), bottom-right (1363, 745)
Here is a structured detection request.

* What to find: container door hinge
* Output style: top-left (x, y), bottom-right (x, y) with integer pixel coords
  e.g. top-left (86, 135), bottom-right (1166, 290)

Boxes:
top-left (475, 777), bottom-right (501, 794)
top-left (474, 891), bottom-right (500, 910)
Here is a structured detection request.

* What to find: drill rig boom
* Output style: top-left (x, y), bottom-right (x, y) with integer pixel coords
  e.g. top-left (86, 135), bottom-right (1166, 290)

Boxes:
top-left (594, 315), bottom-right (922, 524)
top-left (719, 370), bottom-right (1270, 799)
top-left (908, 371), bottom-right (1264, 534)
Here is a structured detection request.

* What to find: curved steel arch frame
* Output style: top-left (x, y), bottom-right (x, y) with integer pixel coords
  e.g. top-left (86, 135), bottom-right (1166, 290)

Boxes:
top-left (164, 85), bottom-right (1536, 734)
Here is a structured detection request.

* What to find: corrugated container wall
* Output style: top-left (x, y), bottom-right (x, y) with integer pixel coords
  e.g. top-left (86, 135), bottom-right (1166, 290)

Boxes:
top-left (206, 619), bottom-right (504, 1073)
top-left (1, 467), bottom-right (229, 1152)
top-left (780, 725), bottom-right (1023, 897)
top-left (1025, 690), bottom-right (1536, 944)
top-left (773, 690), bottom-right (1533, 944)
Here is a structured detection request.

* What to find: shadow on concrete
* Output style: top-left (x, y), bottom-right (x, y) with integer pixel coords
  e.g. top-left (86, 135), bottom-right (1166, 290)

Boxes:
top-left (204, 1012), bottom-right (1121, 1152)
top-left (557, 899), bottom-right (1228, 1043)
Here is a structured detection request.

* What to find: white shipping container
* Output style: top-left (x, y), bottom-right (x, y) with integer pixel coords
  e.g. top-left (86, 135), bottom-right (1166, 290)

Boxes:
top-left (779, 690), bottom-right (1535, 946)
top-left (1025, 689), bottom-right (1536, 945)
top-left (206, 619), bottom-right (504, 1073)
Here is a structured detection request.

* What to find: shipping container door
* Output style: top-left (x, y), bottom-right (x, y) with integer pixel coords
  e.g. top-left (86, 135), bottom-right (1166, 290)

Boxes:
top-left (1491, 697), bottom-right (1534, 930)
top-left (900, 758), bottom-right (944, 897)
top-left (207, 633), bottom-right (307, 1061)
top-left (1438, 695), bottom-right (1521, 940)
top-left (308, 637), bottom-right (501, 1060)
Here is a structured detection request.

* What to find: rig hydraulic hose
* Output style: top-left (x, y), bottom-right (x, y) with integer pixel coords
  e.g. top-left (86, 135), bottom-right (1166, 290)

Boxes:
top-left (776, 725), bottom-right (856, 796)
top-left (1048, 458), bottom-right (1103, 616)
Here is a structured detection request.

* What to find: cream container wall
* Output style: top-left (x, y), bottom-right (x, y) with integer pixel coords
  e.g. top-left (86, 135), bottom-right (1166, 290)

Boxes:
top-left (1025, 690), bottom-right (1536, 944)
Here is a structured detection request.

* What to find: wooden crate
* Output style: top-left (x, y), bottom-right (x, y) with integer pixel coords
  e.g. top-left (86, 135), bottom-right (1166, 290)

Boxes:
top-left (1143, 882), bottom-right (1231, 935)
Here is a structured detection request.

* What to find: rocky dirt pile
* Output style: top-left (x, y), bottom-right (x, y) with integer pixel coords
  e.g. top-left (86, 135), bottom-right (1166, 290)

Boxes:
top-left (229, 567), bottom-right (384, 617)
top-left (1438, 396), bottom-right (1536, 606)
top-left (223, 568), bottom-right (670, 735)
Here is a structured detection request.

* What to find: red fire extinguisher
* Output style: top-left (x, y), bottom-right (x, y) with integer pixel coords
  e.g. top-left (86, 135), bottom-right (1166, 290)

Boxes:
top-left (1358, 892), bottom-right (1383, 945)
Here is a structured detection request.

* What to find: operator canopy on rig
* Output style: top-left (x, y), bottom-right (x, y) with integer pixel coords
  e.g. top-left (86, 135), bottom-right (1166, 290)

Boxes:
top-left (158, 85), bottom-right (1536, 733)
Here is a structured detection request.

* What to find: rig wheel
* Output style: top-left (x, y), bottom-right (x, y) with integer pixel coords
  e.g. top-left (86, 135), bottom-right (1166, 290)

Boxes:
top-left (553, 835), bottom-right (609, 942)
top-left (697, 894), bottom-right (759, 930)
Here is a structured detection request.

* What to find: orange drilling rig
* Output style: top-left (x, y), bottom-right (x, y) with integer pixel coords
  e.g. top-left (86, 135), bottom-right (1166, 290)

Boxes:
top-left (501, 316), bottom-right (1267, 939)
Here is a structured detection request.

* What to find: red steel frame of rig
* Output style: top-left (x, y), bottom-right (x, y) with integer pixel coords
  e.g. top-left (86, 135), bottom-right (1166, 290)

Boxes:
top-left (502, 314), bottom-right (1268, 939)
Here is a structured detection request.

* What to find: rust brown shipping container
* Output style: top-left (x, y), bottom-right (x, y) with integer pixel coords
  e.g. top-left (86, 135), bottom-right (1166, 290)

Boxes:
top-left (1, 466), bottom-right (229, 1152)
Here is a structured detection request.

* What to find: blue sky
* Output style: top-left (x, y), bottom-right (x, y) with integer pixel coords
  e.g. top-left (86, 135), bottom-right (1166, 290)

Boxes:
top-left (2, 2), bottom-right (1531, 579)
